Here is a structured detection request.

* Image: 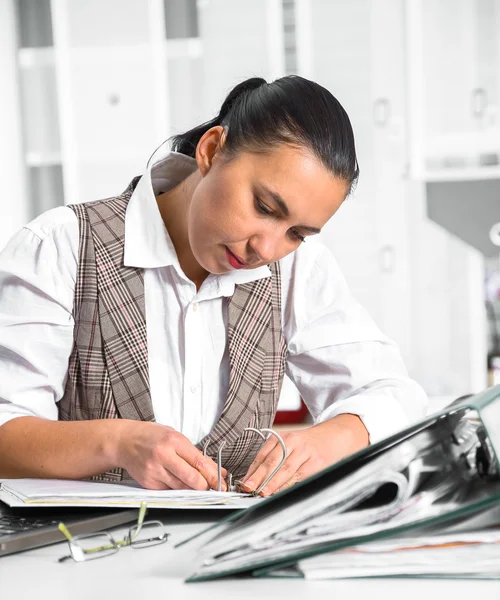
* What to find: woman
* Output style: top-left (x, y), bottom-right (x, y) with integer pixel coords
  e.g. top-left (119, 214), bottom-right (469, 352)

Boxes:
top-left (0, 76), bottom-right (427, 495)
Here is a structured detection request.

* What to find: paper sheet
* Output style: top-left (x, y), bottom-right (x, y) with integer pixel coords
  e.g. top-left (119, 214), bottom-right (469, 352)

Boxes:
top-left (0, 478), bottom-right (260, 509)
top-left (298, 529), bottom-right (500, 578)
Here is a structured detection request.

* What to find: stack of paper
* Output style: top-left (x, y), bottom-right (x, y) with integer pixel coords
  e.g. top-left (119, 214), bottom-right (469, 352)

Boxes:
top-left (0, 478), bottom-right (260, 509)
top-left (295, 529), bottom-right (500, 579)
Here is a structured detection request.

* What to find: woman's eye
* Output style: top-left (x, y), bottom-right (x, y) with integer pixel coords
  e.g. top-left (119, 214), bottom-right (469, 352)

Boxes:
top-left (290, 229), bottom-right (306, 243)
top-left (255, 196), bottom-right (305, 243)
top-left (255, 197), bottom-right (274, 216)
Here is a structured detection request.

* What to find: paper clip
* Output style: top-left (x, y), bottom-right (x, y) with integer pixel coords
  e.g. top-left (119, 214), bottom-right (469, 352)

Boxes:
top-left (203, 427), bottom-right (288, 495)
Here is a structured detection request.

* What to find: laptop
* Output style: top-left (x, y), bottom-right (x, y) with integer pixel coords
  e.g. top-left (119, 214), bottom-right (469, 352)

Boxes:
top-left (0, 501), bottom-right (137, 557)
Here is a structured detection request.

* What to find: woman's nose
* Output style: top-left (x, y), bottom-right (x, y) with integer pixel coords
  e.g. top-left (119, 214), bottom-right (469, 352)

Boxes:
top-left (248, 233), bottom-right (281, 264)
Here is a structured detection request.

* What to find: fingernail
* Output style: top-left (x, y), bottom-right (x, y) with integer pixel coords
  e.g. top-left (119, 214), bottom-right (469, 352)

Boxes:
top-left (243, 480), bottom-right (254, 490)
top-left (260, 486), bottom-right (270, 496)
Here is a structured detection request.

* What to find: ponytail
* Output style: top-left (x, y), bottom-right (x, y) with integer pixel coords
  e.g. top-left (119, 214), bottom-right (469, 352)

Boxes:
top-left (170, 75), bottom-right (359, 191)
top-left (170, 78), bottom-right (266, 158)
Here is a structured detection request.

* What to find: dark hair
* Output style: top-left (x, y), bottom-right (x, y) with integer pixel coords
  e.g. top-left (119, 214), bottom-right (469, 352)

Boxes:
top-left (170, 75), bottom-right (359, 191)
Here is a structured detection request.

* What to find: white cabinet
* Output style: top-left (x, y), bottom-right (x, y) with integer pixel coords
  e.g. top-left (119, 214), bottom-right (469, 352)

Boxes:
top-left (197, 0), bottom-right (284, 119)
top-left (295, 0), bottom-right (487, 395)
top-left (12, 0), bottom-right (286, 209)
top-left (407, 0), bottom-right (500, 182)
top-left (405, 0), bottom-right (491, 392)
top-left (369, 0), bottom-right (413, 364)
top-left (14, 0), bottom-right (168, 207)
top-left (0, 0), bottom-right (29, 251)
top-left (295, 0), bottom-right (413, 363)
top-left (48, 0), bottom-right (171, 205)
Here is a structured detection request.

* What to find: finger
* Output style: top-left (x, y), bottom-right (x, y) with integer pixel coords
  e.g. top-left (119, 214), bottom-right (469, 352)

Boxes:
top-left (166, 452), bottom-right (212, 490)
top-left (158, 469), bottom-right (191, 490)
top-left (141, 479), bottom-right (172, 491)
top-left (241, 437), bottom-right (279, 483)
top-left (242, 447), bottom-right (304, 497)
top-left (175, 443), bottom-right (227, 491)
top-left (256, 451), bottom-right (307, 496)
top-left (274, 457), bottom-right (320, 494)
top-left (139, 468), bottom-right (182, 491)
top-left (274, 466), bottom-right (308, 494)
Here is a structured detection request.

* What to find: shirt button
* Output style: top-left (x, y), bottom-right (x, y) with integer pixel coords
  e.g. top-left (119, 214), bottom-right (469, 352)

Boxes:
top-left (190, 385), bottom-right (199, 394)
top-left (192, 304), bottom-right (198, 312)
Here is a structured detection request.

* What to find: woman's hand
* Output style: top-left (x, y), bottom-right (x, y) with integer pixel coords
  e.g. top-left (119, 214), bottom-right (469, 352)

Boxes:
top-left (239, 414), bottom-right (369, 496)
top-left (116, 421), bottom-right (226, 491)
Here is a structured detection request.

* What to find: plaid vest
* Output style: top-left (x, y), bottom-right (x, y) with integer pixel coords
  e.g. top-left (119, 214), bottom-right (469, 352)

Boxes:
top-left (59, 178), bottom-right (288, 482)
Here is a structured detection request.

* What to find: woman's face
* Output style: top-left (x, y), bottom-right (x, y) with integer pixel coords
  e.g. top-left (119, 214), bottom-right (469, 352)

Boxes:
top-left (188, 140), bottom-right (348, 275)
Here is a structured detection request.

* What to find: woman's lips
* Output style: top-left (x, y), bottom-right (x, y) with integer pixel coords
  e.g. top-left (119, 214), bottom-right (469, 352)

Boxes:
top-left (225, 247), bottom-right (247, 269)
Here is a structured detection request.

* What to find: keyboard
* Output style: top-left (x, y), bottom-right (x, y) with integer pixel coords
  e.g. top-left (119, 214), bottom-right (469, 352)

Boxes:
top-left (0, 514), bottom-right (60, 536)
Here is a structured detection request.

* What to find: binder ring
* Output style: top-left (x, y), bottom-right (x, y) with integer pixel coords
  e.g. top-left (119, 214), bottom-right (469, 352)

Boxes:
top-left (202, 428), bottom-right (288, 495)
top-left (242, 427), bottom-right (288, 495)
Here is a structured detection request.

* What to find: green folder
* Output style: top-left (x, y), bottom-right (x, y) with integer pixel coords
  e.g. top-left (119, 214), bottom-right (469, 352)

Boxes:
top-left (181, 385), bottom-right (500, 582)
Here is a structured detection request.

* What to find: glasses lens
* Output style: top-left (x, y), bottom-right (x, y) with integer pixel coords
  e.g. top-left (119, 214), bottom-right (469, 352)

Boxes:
top-left (129, 521), bottom-right (169, 548)
top-left (70, 533), bottom-right (119, 562)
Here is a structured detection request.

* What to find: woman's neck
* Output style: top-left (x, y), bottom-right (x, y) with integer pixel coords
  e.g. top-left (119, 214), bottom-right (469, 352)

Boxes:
top-left (156, 173), bottom-right (209, 290)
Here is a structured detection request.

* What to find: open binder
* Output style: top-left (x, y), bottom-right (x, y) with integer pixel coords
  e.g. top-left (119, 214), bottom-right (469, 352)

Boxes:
top-left (180, 385), bottom-right (500, 581)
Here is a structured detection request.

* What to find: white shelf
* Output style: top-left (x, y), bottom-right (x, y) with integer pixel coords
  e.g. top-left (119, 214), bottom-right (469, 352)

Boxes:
top-left (18, 39), bottom-right (204, 67)
top-left (412, 165), bottom-right (500, 182)
top-left (165, 37), bottom-right (202, 58)
top-left (26, 151), bottom-right (62, 167)
top-left (18, 46), bottom-right (54, 68)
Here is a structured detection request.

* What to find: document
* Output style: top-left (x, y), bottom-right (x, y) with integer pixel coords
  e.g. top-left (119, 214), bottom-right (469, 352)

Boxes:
top-left (293, 528), bottom-right (500, 579)
top-left (178, 385), bottom-right (500, 581)
top-left (0, 478), bottom-right (261, 509)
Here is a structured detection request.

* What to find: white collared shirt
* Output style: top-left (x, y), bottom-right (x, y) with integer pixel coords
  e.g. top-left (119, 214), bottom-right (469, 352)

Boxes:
top-left (0, 149), bottom-right (427, 444)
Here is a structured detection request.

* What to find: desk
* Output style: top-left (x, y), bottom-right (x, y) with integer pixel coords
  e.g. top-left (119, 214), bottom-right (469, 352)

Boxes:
top-left (0, 510), bottom-right (499, 600)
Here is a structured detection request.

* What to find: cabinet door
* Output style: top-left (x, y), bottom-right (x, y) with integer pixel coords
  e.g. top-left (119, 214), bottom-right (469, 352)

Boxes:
top-left (197, 0), bottom-right (284, 121)
top-left (474, 0), bottom-right (500, 152)
top-left (423, 0), bottom-right (477, 144)
top-left (306, 0), bottom-right (382, 319)
top-left (69, 48), bottom-right (159, 162)
top-left (167, 45), bottom-right (205, 136)
top-left (51, 0), bottom-right (165, 204)
top-left (301, 0), bottom-right (412, 363)
top-left (409, 0), bottom-right (500, 173)
top-left (370, 0), bottom-right (412, 363)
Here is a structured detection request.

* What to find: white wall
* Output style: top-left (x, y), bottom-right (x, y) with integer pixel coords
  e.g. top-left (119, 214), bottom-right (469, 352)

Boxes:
top-left (407, 182), bottom-right (487, 395)
top-left (0, 0), bottom-right (29, 250)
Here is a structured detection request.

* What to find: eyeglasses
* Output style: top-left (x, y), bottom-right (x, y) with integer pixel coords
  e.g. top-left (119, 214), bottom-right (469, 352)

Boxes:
top-left (58, 502), bottom-right (169, 563)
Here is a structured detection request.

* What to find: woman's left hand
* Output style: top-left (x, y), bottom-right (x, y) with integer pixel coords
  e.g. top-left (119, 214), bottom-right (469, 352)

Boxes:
top-left (240, 414), bottom-right (370, 496)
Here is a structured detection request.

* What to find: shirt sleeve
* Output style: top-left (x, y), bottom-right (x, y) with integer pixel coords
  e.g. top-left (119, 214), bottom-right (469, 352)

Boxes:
top-left (0, 207), bottom-right (79, 428)
top-left (281, 240), bottom-right (428, 444)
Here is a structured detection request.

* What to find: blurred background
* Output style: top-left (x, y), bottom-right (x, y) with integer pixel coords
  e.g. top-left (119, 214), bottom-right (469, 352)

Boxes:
top-left (0, 0), bottom-right (499, 416)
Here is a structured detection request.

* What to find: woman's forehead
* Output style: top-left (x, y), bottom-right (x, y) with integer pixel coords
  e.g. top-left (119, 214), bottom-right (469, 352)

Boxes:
top-left (236, 146), bottom-right (348, 218)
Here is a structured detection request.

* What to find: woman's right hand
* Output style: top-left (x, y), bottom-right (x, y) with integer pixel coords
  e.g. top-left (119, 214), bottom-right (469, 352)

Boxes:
top-left (116, 421), bottom-right (226, 491)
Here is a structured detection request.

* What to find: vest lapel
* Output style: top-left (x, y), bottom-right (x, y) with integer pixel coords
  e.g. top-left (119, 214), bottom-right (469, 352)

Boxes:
top-left (86, 183), bottom-right (154, 422)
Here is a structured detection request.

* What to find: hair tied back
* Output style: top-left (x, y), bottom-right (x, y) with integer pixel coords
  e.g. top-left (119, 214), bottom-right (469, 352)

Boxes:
top-left (218, 77), bottom-right (267, 122)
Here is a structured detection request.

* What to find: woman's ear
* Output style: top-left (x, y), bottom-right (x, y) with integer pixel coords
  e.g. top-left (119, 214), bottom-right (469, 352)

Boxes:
top-left (196, 126), bottom-right (226, 176)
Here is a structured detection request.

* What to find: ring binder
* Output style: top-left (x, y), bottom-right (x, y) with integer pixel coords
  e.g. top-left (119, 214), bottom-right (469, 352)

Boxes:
top-left (182, 386), bottom-right (500, 581)
top-left (202, 427), bottom-right (288, 494)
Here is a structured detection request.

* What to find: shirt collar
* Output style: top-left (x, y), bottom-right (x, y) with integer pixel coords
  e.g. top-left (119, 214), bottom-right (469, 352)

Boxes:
top-left (123, 145), bottom-right (271, 293)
